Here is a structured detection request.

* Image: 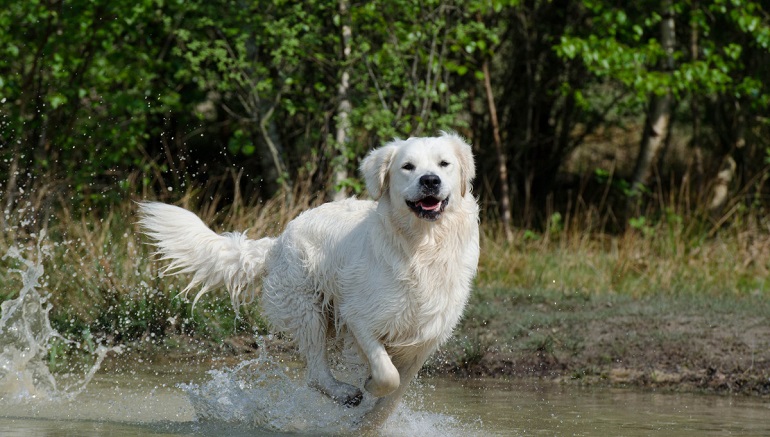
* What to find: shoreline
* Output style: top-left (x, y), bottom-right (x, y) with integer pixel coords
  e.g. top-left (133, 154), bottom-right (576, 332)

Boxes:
top-left (429, 287), bottom-right (770, 397)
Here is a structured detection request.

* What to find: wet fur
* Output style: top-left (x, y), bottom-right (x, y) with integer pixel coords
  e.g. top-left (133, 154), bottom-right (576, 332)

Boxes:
top-left (138, 132), bottom-right (480, 427)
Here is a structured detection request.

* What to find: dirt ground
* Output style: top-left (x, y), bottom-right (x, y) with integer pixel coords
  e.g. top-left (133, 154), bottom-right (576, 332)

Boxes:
top-left (430, 289), bottom-right (770, 396)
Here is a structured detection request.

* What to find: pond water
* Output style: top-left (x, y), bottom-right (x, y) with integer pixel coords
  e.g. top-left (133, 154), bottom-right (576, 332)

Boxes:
top-left (1, 360), bottom-right (768, 437)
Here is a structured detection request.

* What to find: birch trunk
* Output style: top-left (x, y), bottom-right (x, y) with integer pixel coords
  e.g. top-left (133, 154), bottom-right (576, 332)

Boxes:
top-left (629, 0), bottom-right (675, 199)
top-left (331, 0), bottom-right (352, 201)
top-left (482, 60), bottom-right (513, 242)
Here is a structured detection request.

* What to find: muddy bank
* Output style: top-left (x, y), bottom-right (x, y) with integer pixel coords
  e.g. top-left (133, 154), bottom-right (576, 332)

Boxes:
top-left (433, 344), bottom-right (770, 397)
top-left (430, 288), bottom-right (770, 396)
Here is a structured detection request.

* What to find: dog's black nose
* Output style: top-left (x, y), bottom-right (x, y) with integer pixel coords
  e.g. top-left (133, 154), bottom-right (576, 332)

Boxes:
top-left (420, 174), bottom-right (441, 190)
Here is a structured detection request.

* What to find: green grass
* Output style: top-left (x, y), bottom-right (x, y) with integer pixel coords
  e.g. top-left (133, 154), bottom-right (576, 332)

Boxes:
top-left (479, 220), bottom-right (770, 298)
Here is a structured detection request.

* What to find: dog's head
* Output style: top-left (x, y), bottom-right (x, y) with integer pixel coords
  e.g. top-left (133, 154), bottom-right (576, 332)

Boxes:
top-left (360, 132), bottom-right (475, 222)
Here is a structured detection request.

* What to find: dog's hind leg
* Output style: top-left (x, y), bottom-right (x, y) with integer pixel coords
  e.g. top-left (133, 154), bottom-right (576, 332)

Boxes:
top-left (262, 276), bottom-right (362, 406)
top-left (299, 306), bottom-right (363, 407)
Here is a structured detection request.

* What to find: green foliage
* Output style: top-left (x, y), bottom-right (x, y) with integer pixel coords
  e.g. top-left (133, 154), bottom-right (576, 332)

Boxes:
top-left (548, 212), bottom-right (564, 237)
top-left (349, 0), bottom-right (476, 140)
top-left (0, 0), bottom-right (769, 226)
top-left (0, 0), bottom-right (488, 209)
top-left (628, 215), bottom-right (655, 237)
top-left (0, 0), bottom-right (199, 207)
top-left (595, 168), bottom-right (632, 197)
top-left (555, 0), bottom-right (770, 105)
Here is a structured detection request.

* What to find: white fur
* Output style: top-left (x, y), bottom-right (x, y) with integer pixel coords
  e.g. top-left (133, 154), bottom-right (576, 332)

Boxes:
top-left (137, 132), bottom-right (480, 427)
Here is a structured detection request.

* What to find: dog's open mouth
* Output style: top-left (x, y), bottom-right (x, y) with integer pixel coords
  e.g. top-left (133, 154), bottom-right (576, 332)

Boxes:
top-left (406, 196), bottom-right (449, 221)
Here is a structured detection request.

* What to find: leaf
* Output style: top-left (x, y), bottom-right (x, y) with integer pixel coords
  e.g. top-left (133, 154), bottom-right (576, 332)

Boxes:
top-left (49, 93), bottom-right (68, 109)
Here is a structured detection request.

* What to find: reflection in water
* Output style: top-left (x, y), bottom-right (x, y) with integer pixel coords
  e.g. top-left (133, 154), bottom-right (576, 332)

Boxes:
top-left (177, 353), bottom-right (479, 436)
top-left (0, 359), bottom-right (479, 436)
top-left (1, 370), bottom-right (769, 436)
top-left (180, 353), bottom-right (366, 433)
top-left (424, 378), bottom-right (770, 436)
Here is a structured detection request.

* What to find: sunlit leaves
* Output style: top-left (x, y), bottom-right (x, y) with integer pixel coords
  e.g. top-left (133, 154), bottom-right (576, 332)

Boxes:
top-left (554, 0), bottom-right (770, 106)
top-left (348, 0), bottom-right (474, 139)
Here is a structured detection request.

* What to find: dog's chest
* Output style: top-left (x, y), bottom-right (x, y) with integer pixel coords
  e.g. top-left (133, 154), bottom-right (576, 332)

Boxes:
top-left (332, 214), bottom-right (478, 348)
top-left (370, 254), bottom-right (471, 347)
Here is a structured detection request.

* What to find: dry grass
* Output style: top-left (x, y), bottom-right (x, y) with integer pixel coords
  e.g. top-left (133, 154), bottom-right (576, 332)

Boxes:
top-left (1, 175), bottom-right (769, 358)
top-left (0, 179), bottom-right (327, 349)
top-left (479, 213), bottom-right (770, 297)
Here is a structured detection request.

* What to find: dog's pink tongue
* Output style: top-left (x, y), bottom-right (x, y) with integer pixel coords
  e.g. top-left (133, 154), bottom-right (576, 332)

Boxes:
top-left (418, 199), bottom-right (441, 211)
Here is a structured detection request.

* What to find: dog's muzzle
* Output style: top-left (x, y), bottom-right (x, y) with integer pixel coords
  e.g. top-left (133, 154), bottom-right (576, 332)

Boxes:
top-left (406, 174), bottom-right (448, 221)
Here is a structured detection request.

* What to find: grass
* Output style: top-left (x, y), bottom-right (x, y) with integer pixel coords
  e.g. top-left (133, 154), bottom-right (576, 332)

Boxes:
top-left (479, 213), bottom-right (770, 297)
top-left (0, 188), bottom-right (313, 355)
top-left (1, 183), bottom-right (770, 393)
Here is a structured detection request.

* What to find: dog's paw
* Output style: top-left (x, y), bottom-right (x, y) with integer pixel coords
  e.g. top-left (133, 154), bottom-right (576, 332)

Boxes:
top-left (330, 384), bottom-right (363, 408)
top-left (364, 370), bottom-right (400, 397)
top-left (341, 390), bottom-right (363, 407)
top-left (364, 357), bottom-right (400, 397)
top-left (314, 379), bottom-right (363, 408)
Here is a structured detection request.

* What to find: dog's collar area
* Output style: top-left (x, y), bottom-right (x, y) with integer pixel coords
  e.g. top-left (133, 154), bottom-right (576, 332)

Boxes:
top-left (406, 196), bottom-right (449, 221)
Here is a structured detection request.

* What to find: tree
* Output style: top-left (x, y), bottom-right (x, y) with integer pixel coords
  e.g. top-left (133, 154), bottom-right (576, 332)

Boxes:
top-left (0, 0), bottom-right (192, 211)
top-left (629, 0), bottom-right (676, 201)
top-left (487, 0), bottom-right (596, 225)
top-left (556, 0), bottom-right (770, 216)
top-left (331, 0), bottom-right (353, 201)
top-left (2, 0), bottom-right (769, 231)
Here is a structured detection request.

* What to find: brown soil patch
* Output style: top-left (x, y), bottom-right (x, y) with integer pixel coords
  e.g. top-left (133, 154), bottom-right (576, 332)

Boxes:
top-left (430, 291), bottom-right (770, 396)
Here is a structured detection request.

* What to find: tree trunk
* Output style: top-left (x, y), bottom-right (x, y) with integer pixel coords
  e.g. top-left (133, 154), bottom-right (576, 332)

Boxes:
top-left (686, 1), bottom-right (704, 187)
top-left (257, 102), bottom-right (292, 196)
top-left (331, 0), bottom-right (352, 202)
top-left (708, 155), bottom-right (736, 210)
top-left (628, 0), bottom-right (675, 201)
top-left (709, 107), bottom-right (745, 211)
top-left (482, 60), bottom-right (513, 242)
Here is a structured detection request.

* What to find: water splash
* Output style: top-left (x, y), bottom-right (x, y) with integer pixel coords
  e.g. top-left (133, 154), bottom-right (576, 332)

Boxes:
top-left (181, 349), bottom-right (481, 436)
top-left (181, 351), bottom-right (366, 434)
top-left (0, 231), bottom-right (122, 403)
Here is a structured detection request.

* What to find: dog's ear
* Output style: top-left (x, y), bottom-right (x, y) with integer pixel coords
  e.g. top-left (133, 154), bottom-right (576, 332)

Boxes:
top-left (442, 132), bottom-right (475, 196)
top-left (360, 142), bottom-right (399, 200)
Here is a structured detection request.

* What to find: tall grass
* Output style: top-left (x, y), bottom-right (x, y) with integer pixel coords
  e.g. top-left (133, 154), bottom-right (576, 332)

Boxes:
top-left (480, 209), bottom-right (770, 298)
top-left (0, 178), bottom-right (326, 355)
top-left (478, 163), bottom-right (770, 298)
top-left (477, 221), bottom-right (770, 296)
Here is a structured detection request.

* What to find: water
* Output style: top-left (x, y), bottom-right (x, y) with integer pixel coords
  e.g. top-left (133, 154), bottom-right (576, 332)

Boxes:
top-left (1, 366), bottom-right (768, 436)
top-left (179, 354), bottom-right (370, 433)
top-left (1, 237), bottom-right (769, 436)
top-left (0, 235), bottom-right (121, 403)
top-left (425, 379), bottom-right (770, 436)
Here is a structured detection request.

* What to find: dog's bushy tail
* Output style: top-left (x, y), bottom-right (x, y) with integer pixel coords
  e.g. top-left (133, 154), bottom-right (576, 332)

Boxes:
top-left (137, 202), bottom-right (275, 311)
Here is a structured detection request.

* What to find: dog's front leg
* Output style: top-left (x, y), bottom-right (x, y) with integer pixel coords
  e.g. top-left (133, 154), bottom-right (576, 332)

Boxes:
top-left (347, 322), bottom-right (400, 397)
top-left (359, 344), bottom-right (436, 429)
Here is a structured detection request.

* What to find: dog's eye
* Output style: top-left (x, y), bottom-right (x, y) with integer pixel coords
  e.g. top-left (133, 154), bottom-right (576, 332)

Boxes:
top-left (402, 163), bottom-right (415, 171)
top-left (439, 160), bottom-right (450, 168)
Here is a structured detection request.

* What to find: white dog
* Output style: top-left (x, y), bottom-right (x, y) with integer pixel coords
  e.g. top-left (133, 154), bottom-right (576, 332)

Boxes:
top-left (138, 132), bottom-right (480, 426)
